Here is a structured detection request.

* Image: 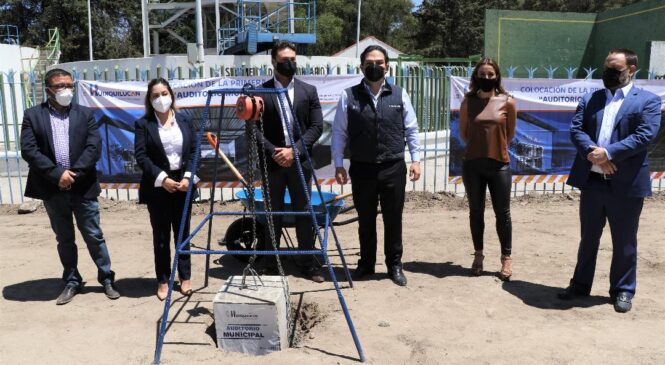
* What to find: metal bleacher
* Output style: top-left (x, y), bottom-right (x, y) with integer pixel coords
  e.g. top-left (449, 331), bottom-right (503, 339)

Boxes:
top-left (218, 0), bottom-right (316, 55)
top-left (1, 25), bottom-right (20, 45)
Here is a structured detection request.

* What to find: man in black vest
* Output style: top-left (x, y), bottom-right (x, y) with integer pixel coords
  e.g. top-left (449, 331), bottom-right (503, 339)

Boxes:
top-left (332, 45), bottom-right (421, 286)
top-left (253, 41), bottom-right (324, 282)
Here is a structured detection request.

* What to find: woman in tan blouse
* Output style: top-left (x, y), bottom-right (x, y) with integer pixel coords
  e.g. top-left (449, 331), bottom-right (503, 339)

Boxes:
top-left (459, 58), bottom-right (517, 281)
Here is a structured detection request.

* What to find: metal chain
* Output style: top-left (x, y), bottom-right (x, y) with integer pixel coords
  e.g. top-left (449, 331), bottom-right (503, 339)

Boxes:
top-left (255, 108), bottom-right (292, 338)
top-left (237, 103), bottom-right (292, 339)
top-left (256, 111), bottom-right (286, 277)
top-left (240, 114), bottom-right (262, 286)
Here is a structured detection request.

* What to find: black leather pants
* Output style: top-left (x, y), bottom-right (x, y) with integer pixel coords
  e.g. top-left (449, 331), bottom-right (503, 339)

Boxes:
top-left (462, 158), bottom-right (512, 256)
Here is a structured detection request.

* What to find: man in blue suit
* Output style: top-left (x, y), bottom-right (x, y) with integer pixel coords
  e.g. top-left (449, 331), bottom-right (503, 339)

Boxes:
top-left (21, 68), bottom-right (120, 305)
top-left (559, 49), bottom-right (662, 313)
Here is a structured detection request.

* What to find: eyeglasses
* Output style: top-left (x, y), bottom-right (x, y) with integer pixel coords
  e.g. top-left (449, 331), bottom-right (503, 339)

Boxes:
top-left (48, 83), bottom-right (75, 91)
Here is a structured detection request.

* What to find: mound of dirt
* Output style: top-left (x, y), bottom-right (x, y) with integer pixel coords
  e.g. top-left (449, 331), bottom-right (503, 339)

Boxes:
top-left (289, 301), bottom-right (327, 347)
top-left (646, 191), bottom-right (665, 203)
top-left (0, 197), bottom-right (141, 216)
top-left (0, 201), bottom-right (45, 216)
top-left (403, 191), bottom-right (587, 212)
top-left (191, 199), bottom-right (245, 215)
top-left (98, 197), bottom-right (139, 212)
top-left (512, 192), bottom-right (580, 205)
top-left (404, 191), bottom-right (468, 210)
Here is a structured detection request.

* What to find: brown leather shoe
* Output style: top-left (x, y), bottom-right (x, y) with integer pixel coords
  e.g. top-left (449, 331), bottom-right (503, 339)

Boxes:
top-left (499, 255), bottom-right (512, 281)
top-left (471, 251), bottom-right (484, 276)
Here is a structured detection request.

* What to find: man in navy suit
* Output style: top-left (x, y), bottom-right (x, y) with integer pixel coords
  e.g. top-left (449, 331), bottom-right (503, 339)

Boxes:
top-left (560, 49), bottom-right (662, 312)
top-left (20, 68), bottom-right (120, 305)
top-left (252, 41), bottom-right (324, 282)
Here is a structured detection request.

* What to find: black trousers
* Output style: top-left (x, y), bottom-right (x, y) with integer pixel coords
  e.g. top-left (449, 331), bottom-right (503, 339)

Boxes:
top-left (349, 159), bottom-right (406, 268)
top-left (262, 164), bottom-right (316, 268)
top-left (462, 158), bottom-right (512, 256)
top-left (147, 185), bottom-right (192, 283)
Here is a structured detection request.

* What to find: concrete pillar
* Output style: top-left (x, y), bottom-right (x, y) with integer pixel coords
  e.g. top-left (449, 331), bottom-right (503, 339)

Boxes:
top-left (152, 31), bottom-right (160, 55)
top-left (141, 0), bottom-right (150, 57)
top-left (195, 0), bottom-right (205, 63)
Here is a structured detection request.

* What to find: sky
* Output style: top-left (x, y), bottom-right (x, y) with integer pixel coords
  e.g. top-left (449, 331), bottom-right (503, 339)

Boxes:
top-left (412, 0), bottom-right (424, 8)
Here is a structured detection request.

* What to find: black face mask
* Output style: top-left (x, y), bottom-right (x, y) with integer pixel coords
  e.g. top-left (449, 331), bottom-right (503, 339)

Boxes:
top-left (363, 64), bottom-right (385, 82)
top-left (477, 77), bottom-right (497, 92)
top-left (602, 68), bottom-right (628, 90)
top-left (275, 60), bottom-right (297, 78)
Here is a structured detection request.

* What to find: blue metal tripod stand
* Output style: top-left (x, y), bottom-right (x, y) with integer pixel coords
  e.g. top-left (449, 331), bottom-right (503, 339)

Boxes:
top-left (152, 86), bottom-right (366, 364)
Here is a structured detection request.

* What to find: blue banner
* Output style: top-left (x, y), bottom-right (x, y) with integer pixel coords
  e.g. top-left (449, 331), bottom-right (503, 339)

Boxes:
top-left (77, 76), bottom-right (363, 183)
top-left (448, 77), bottom-right (665, 177)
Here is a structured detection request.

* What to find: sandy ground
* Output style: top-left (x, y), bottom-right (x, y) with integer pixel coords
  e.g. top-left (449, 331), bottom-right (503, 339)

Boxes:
top-left (1, 192), bottom-right (664, 365)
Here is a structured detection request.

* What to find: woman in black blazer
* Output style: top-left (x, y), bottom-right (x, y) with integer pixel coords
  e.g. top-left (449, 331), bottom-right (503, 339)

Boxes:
top-left (134, 78), bottom-right (198, 300)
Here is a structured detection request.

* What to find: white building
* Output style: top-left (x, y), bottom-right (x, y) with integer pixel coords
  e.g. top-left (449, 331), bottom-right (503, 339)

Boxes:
top-left (0, 43), bottom-right (40, 144)
top-left (332, 36), bottom-right (403, 61)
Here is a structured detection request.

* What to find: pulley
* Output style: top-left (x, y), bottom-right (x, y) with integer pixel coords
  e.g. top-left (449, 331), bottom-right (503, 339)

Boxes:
top-left (236, 95), bottom-right (264, 121)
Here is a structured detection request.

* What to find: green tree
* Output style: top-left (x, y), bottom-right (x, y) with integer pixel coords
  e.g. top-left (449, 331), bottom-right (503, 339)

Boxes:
top-left (309, 0), bottom-right (357, 55)
top-left (0, 0), bottom-right (143, 63)
top-left (387, 12), bottom-right (419, 54)
top-left (413, 0), bottom-right (518, 58)
top-left (309, 12), bottom-right (346, 55)
top-left (310, 0), bottom-right (417, 55)
top-left (410, 0), bottom-right (643, 58)
top-left (361, 0), bottom-right (414, 51)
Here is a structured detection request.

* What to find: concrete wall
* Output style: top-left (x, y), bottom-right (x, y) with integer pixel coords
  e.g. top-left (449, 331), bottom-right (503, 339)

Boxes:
top-left (583, 0), bottom-right (665, 76)
top-left (484, 0), bottom-right (665, 79)
top-left (0, 44), bottom-right (39, 145)
top-left (484, 9), bottom-right (595, 78)
top-left (0, 44), bottom-right (39, 72)
top-left (55, 54), bottom-right (362, 81)
top-left (333, 37), bottom-right (403, 61)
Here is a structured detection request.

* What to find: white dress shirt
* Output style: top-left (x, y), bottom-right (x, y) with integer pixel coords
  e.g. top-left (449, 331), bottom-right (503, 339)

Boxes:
top-left (153, 113), bottom-right (195, 187)
top-left (591, 82), bottom-right (633, 174)
top-left (331, 80), bottom-right (421, 168)
top-left (274, 76), bottom-right (295, 146)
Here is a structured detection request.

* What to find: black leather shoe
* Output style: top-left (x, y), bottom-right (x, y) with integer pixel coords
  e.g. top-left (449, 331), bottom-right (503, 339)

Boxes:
top-left (302, 267), bottom-right (325, 283)
top-left (352, 265), bottom-right (375, 280)
top-left (56, 284), bottom-right (80, 305)
top-left (103, 282), bottom-right (120, 300)
top-left (557, 285), bottom-right (589, 300)
top-left (388, 265), bottom-right (407, 287)
top-left (613, 292), bottom-right (633, 313)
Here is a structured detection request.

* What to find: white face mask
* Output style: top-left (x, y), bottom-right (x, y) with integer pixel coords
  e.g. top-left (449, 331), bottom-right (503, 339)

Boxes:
top-left (54, 88), bottom-right (74, 107)
top-left (152, 95), bottom-right (172, 113)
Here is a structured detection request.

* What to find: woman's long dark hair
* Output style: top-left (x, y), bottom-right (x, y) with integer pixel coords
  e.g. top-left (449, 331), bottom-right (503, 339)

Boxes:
top-left (465, 58), bottom-right (507, 97)
top-left (144, 78), bottom-right (176, 117)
